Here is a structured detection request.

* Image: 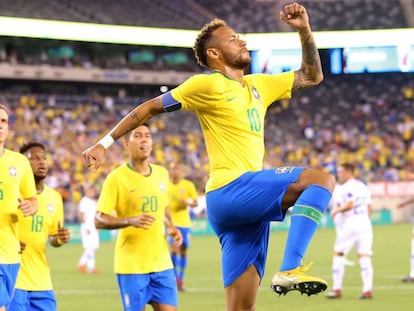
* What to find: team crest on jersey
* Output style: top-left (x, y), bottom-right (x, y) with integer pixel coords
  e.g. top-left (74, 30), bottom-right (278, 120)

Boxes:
top-left (275, 167), bottom-right (293, 174)
top-left (159, 183), bottom-right (166, 192)
top-left (9, 166), bottom-right (17, 176)
top-left (47, 204), bottom-right (54, 214)
top-left (252, 87), bottom-right (260, 99)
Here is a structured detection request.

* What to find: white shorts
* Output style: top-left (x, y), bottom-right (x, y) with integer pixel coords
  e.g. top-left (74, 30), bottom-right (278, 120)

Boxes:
top-left (81, 225), bottom-right (100, 249)
top-left (334, 216), bottom-right (373, 256)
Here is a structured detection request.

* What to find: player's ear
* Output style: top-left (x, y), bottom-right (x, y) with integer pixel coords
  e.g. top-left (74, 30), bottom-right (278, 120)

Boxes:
top-left (206, 48), bottom-right (219, 60)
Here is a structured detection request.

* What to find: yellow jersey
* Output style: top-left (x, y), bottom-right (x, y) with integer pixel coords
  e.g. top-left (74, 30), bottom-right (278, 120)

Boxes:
top-left (0, 149), bottom-right (37, 263)
top-left (97, 163), bottom-right (172, 274)
top-left (16, 185), bottom-right (64, 290)
top-left (171, 71), bottom-right (294, 192)
top-left (168, 179), bottom-right (198, 228)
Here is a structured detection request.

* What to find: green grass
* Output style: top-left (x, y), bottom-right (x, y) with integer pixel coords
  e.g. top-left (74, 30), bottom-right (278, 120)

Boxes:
top-left (48, 223), bottom-right (414, 310)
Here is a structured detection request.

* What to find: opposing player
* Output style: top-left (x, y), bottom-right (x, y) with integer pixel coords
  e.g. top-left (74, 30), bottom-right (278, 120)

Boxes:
top-left (397, 197), bottom-right (414, 282)
top-left (94, 124), bottom-right (182, 311)
top-left (9, 141), bottom-right (70, 311)
top-left (82, 3), bottom-right (335, 310)
top-left (0, 105), bottom-right (38, 311)
top-left (326, 163), bottom-right (374, 300)
top-left (77, 185), bottom-right (100, 274)
top-left (168, 161), bottom-right (198, 291)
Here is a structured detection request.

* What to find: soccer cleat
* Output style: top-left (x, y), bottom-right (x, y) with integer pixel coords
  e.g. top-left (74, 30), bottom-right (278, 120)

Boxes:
top-left (325, 289), bottom-right (342, 299)
top-left (401, 276), bottom-right (414, 283)
top-left (77, 265), bottom-right (87, 273)
top-left (358, 291), bottom-right (372, 300)
top-left (271, 262), bottom-right (328, 297)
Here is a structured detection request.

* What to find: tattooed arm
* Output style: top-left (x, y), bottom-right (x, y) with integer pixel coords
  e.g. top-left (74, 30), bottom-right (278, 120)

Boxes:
top-left (82, 95), bottom-right (165, 170)
top-left (280, 2), bottom-right (323, 91)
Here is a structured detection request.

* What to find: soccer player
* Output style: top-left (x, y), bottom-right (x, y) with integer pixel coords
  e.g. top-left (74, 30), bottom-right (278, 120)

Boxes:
top-left (82, 3), bottom-right (335, 310)
top-left (168, 161), bottom-right (198, 291)
top-left (94, 124), bottom-right (182, 311)
top-left (77, 185), bottom-right (100, 274)
top-left (396, 197), bottom-right (414, 282)
top-left (0, 105), bottom-right (38, 311)
top-left (325, 162), bottom-right (374, 300)
top-left (9, 141), bottom-right (70, 311)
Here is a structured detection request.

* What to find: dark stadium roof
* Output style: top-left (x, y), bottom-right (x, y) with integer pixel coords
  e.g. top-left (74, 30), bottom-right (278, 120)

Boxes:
top-left (0, 0), bottom-right (412, 32)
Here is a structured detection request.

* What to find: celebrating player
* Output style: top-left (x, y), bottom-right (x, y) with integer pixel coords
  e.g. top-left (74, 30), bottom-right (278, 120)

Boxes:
top-left (82, 3), bottom-right (335, 310)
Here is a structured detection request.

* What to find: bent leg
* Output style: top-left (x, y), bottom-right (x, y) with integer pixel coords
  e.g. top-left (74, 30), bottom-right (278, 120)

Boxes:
top-left (279, 169), bottom-right (335, 271)
top-left (225, 265), bottom-right (260, 311)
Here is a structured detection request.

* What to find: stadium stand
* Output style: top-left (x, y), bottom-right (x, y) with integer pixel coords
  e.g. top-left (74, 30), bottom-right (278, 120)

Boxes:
top-left (0, 0), bottom-right (411, 31)
top-left (0, 0), bottom-right (414, 221)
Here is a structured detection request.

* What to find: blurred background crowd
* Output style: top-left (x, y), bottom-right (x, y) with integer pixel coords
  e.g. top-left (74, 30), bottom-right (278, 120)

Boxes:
top-left (0, 0), bottom-right (413, 221)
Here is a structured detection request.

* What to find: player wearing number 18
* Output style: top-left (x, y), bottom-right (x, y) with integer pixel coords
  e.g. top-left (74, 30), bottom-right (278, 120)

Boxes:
top-left (9, 141), bottom-right (70, 311)
top-left (82, 3), bottom-right (335, 310)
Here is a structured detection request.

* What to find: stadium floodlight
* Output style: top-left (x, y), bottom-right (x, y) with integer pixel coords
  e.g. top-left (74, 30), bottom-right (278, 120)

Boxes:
top-left (0, 16), bottom-right (413, 50)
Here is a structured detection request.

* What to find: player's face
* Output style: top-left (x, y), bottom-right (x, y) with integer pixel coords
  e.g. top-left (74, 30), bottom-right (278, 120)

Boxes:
top-left (26, 146), bottom-right (48, 180)
top-left (169, 162), bottom-right (182, 183)
top-left (0, 108), bottom-right (9, 144)
top-left (337, 167), bottom-right (351, 185)
top-left (212, 27), bottom-right (251, 69)
top-left (127, 125), bottom-right (153, 160)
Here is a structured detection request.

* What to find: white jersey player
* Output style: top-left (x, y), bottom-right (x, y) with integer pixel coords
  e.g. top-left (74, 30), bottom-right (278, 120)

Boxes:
top-left (326, 162), bottom-right (374, 300)
top-left (77, 185), bottom-right (100, 274)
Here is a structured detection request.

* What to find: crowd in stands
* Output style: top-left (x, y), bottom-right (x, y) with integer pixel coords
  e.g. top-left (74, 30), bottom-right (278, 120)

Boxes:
top-left (0, 0), bottom-right (413, 222)
top-left (2, 71), bottom-right (413, 222)
top-left (0, 0), bottom-right (409, 32)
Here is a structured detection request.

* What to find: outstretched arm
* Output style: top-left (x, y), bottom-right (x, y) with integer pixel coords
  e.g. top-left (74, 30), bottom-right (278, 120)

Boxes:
top-left (82, 95), bottom-right (165, 170)
top-left (280, 3), bottom-right (323, 91)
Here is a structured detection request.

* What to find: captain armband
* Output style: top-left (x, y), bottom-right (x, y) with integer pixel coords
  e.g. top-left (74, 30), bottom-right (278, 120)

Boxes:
top-left (162, 92), bottom-right (182, 112)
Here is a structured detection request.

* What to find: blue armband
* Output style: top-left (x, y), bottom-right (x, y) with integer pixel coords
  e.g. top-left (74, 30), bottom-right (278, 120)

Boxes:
top-left (162, 91), bottom-right (182, 112)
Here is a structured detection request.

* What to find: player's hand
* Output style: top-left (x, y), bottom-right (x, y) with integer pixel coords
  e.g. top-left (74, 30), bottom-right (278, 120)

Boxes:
top-left (19, 241), bottom-right (26, 254)
top-left (57, 221), bottom-right (70, 244)
top-left (168, 226), bottom-right (183, 247)
top-left (280, 3), bottom-right (310, 31)
top-left (82, 143), bottom-right (105, 171)
top-left (18, 198), bottom-right (37, 216)
top-left (129, 214), bottom-right (156, 229)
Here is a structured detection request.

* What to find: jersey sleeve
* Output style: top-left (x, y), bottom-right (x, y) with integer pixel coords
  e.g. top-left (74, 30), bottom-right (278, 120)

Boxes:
top-left (97, 172), bottom-right (118, 215)
top-left (170, 74), bottom-right (217, 111)
top-left (247, 71), bottom-right (294, 108)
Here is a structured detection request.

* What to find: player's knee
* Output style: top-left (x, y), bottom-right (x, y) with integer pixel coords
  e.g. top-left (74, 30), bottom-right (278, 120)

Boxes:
top-left (300, 169), bottom-right (335, 192)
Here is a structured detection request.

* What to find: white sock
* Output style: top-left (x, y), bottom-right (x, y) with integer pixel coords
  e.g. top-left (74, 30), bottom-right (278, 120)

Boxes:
top-left (332, 256), bottom-right (345, 291)
top-left (359, 256), bottom-right (373, 293)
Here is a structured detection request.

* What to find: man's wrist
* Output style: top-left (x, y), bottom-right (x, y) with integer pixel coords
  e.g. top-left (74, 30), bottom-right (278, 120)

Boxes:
top-left (98, 135), bottom-right (115, 150)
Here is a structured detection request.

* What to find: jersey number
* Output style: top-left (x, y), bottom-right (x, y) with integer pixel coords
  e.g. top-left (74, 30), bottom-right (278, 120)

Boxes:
top-left (247, 108), bottom-right (261, 132)
top-left (31, 215), bottom-right (44, 232)
top-left (141, 196), bottom-right (158, 213)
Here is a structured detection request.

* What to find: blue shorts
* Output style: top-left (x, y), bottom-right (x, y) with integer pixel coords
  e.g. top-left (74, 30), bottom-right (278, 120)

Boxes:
top-left (168, 227), bottom-right (190, 248)
top-left (116, 269), bottom-right (178, 311)
top-left (0, 263), bottom-right (20, 309)
top-left (206, 167), bottom-right (303, 287)
top-left (9, 289), bottom-right (56, 311)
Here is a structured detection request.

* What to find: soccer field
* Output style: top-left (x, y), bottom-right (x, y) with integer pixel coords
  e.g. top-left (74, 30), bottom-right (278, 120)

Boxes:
top-left (48, 222), bottom-right (414, 310)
